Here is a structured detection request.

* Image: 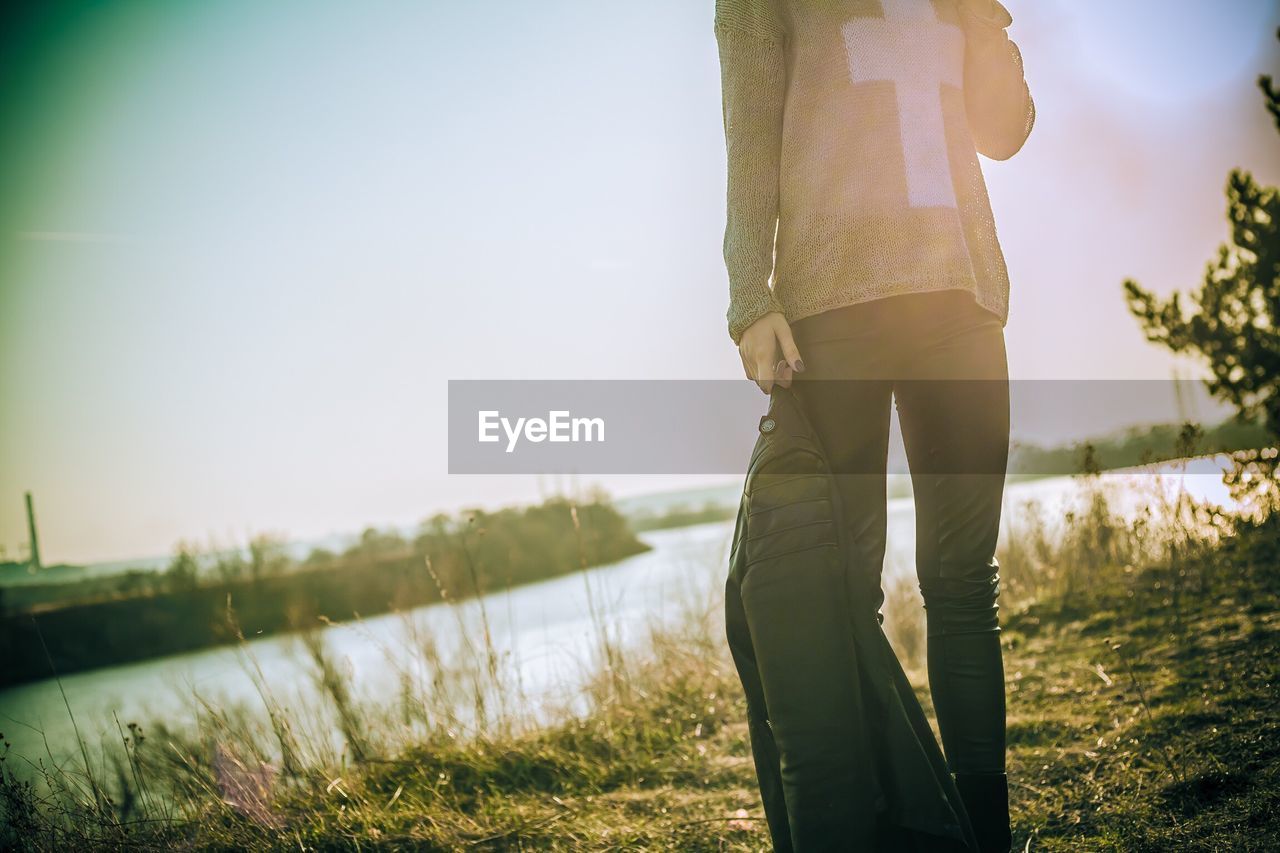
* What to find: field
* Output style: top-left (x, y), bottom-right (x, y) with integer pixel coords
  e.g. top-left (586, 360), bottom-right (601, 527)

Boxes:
top-left (3, 471), bottom-right (1278, 851)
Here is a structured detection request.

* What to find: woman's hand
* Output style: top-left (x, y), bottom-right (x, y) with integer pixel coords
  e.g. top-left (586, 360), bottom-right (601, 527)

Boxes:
top-left (739, 311), bottom-right (804, 394)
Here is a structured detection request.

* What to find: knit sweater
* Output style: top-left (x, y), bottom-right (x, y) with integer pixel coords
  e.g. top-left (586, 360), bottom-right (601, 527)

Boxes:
top-left (715, 0), bottom-right (1035, 344)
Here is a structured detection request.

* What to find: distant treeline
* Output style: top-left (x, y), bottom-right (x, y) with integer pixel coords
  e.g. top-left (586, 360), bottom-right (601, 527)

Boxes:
top-left (0, 497), bottom-right (649, 687)
top-left (629, 502), bottom-right (739, 532)
top-left (1008, 417), bottom-right (1270, 477)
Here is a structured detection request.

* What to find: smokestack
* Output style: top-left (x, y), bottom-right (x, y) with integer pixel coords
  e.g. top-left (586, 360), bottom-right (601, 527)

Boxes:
top-left (25, 492), bottom-right (41, 571)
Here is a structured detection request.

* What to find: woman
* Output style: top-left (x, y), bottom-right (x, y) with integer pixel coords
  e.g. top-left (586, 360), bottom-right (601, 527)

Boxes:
top-left (715, 0), bottom-right (1033, 850)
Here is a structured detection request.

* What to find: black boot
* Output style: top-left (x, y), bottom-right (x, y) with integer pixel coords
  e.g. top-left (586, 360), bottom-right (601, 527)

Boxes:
top-left (953, 772), bottom-right (1012, 853)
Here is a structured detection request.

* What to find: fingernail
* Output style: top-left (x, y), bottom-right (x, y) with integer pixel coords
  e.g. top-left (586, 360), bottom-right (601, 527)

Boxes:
top-left (793, 359), bottom-right (806, 373)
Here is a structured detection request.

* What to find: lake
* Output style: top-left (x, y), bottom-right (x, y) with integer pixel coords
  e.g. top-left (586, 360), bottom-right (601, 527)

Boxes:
top-left (0, 462), bottom-right (1238, 779)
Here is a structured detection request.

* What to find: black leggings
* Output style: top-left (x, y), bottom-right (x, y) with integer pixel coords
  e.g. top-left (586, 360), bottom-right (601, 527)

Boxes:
top-left (789, 288), bottom-right (1009, 776)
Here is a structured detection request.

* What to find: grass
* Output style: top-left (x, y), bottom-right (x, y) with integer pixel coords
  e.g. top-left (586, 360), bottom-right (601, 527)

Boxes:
top-left (2, 466), bottom-right (1279, 850)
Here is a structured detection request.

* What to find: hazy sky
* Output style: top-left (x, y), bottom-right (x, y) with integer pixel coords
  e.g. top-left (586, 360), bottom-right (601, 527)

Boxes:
top-left (2, 0), bottom-right (1278, 564)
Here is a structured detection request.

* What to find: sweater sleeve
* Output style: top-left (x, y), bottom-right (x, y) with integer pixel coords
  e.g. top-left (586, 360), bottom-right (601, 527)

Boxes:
top-left (714, 0), bottom-right (788, 345)
top-left (960, 0), bottom-right (1035, 161)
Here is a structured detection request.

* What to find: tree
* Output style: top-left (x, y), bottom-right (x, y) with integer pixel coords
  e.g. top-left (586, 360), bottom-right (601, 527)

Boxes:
top-left (165, 542), bottom-right (201, 592)
top-left (1123, 29), bottom-right (1280, 500)
top-left (248, 532), bottom-right (291, 581)
top-left (212, 541), bottom-right (248, 583)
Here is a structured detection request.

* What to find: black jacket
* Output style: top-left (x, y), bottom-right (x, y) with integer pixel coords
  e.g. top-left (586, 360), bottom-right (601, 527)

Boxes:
top-left (725, 386), bottom-right (981, 852)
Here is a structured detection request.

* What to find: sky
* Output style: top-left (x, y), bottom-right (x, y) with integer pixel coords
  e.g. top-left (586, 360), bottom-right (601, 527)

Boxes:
top-left (1, 0), bottom-right (1278, 565)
